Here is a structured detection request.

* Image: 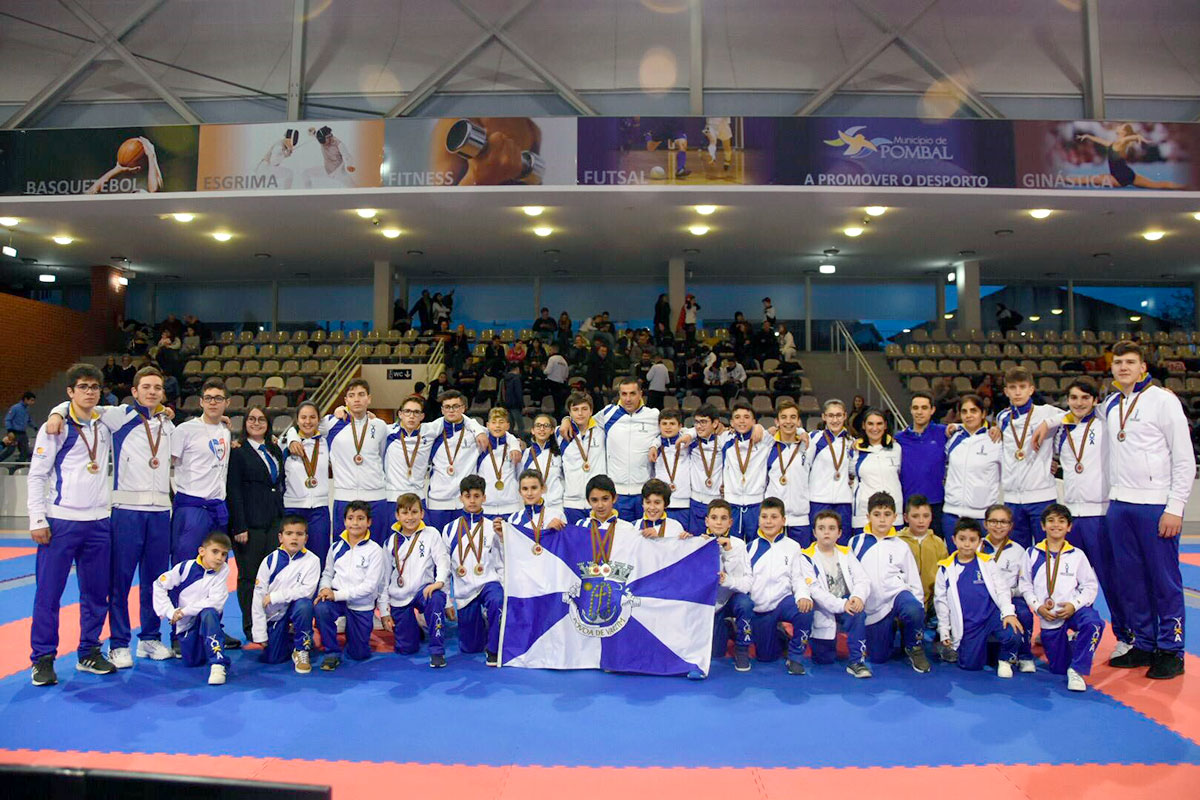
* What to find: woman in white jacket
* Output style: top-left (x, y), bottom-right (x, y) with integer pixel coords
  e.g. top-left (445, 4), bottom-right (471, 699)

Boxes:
top-left (849, 410), bottom-right (902, 535)
top-left (942, 394), bottom-right (1001, 548)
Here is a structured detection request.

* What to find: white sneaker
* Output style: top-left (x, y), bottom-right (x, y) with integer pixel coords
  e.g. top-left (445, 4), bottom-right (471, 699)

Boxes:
top-left (208, 664), bottom-right (226, 685)
top-left (1066, 668), bottom-right (1086, 692)
top-left (1018, 659), bottom-right (1037, 673)
top-left (996, 660), bottom-right (1013, 679)
top-left (1110, 640), bottom-right (1134, 659)
top-left (108, 647), bottom-right (133, 669)
top-left (136, 640), bottom-right (173, 661)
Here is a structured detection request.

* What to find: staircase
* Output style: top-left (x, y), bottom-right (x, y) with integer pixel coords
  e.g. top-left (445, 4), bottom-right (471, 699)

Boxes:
top-left (27, 354), bottom-right (109, 426)
top-left (800, 323), bottom-right (912, 427)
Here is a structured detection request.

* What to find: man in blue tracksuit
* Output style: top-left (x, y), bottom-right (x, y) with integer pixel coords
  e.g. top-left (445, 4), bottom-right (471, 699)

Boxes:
top-left (894, 391), bottom-right (947, 536)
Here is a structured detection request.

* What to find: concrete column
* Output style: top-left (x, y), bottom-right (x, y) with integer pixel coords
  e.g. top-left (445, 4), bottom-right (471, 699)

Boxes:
top-left (395, 269), bottom-right (408, 318)
top-left (934, 277), bottom-right (946, 334)
top-left (373, 259), bottom-right (392, 331)
top-left (804, 274), bottom-right (812, 352)
top-left (1067, 279), bottom-right (1077, 335)
top-left (956, 260), bottom-right (981, 334)
top-left (668, 256), bottom-right (686, 332)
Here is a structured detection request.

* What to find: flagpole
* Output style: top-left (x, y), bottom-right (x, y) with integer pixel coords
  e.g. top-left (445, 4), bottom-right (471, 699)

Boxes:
top-left (496, 517), bottom-right (510, 668)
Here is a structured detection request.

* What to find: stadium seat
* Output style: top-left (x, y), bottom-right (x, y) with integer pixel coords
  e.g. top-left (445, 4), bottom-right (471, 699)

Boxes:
top-left (912, 329), bottom-right (929, 343)
top-left (272, 415), bottom-right (293, 435)
top-left (273, 330), bottom-right (290, 343)
top-left (909, 376), bottom-right (931, 393)
top-left (238, 331), bottom-right (254, 344)
top-left (226, 395), bottom-right (245, 412)
top-left (1060, 331), bottom-right (1077, 343)
top-left (202, 359), bottom-right (222, 375)
top-left (314, 344), bottom-right (333, 358)
top-left (897, 359), bottom-right (917, 375)
top-left (952, 376), bottom-right (973, 393)
top-left (979, 360), bottom-right (1000, 374)
top-left (885, 344), bottom-right (902, 357)
top-left (328, 331), bottom-right (345, 343)
top-left (240, 376), bottom-right (264, 395)
top-left (201, 345), bottom-right (220, 359)
top-left (260, 359), bottom-right (280, 375)
top-left (396, 344), bottom-right (413, 357)
top-left (797, 395), bottom-right (820, 414)
top-left (1165, 377), bottom-right (1185, 393)
top-left (220, 344), bottom-right (239, 359)
top-left (218, 331), bottom-right (235, 345)
top-left (805, 416), bottom-right (822, 431)
top-left (752, 396), bottom-right (773, 414)
top-left (944, 344), bottom-right (963, 357)
top-left (182, 395), bottom-right (202, 413)
top-left (707, 396), bottom-right (728, 412)
top-left (917, 359), bottom-right (936, 373)
top-left (183, 360), bottom-right (202, 377)
top-left (299, 360), bottom-right (319, 377)
top-left (747, 376), bottom-right (768, 395)
top-left (293, 330), bottom-right (310, 343)
top-left (959, 359), bottom-right (980, 375)
top-left (681, 395), bottom-right (701, 413)
top-left (320, 359), bottom-right (338, 373)
top-left (1040, 360), bottom-right (1061, 376)
top-left (937, 359), bottom-right (956, 374)
top-left (221, 360), bottom-right (241, 376)
top-left (334, 344), bottom-right (352, 358)
top-left (241, 359), bottom-right (261, 375)
top-left (264, 376), bottom-right (285, 391)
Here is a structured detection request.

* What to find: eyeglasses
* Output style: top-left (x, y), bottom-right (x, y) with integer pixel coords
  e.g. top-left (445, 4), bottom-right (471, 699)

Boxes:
top-left (73, 383), bottom-right (101, 392)
top-left (985, 519), bottom-right (1013, 526)
top-left (246, 416), bottom-right (268, 424)
top-left (442, 403), bottom-right (465, 411)
top-left (399, 408), bottom-right (423, 416)
top-left (533, 422), bottom-right (553, 428)
top-left (201, 395), bottom-right (227, 403)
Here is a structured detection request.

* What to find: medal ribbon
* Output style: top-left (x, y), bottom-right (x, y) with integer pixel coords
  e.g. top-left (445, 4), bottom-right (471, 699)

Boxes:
top-left (391, 528), bottom-right (423, 587)
top-left (775, 440), bottom-right (802, 482)
top-left (442, 424), bottom-right (465, 471)
top-left (733, 434), bottom-right (754, 478)
top-left (824, 431), bottom-right (846, 475)
top-left (590, 517), bottom-right (618, 563)
top-left (1044, 546), bottom-right (1064, 601)
top-left (455, 517), bottom-right (484, 568)
top-left (641, 516), bottom-right (665, 539)
top-left (529, 506), bottom-right (546, 548)
top-left (573, 427), bottom-right (593, 467)
top-left (349, 415), bottom-right (368, 461)
top-left (1117, 389), bottom-right (1143, 439)
top-left (697, 436), bottom-right (719, 485)
top-left (488, 439), bottom-right (508, 482)
top-left (1009, 405), bottom-right (1033, 455)
top-left (397, 427), bottom-right (420, 476)
top-left (71, 415), bottom-right (100, 467)
top-left (298, 436), bottom-right (321, 484)
top-left (1064, 416), bottom-right (1094, 471)
top-left (528, 444), bottom-right (549, 484)
top-left (661, 437), bottom-right (682, 486)
top-left (141, 412), bottom-right (164, 464)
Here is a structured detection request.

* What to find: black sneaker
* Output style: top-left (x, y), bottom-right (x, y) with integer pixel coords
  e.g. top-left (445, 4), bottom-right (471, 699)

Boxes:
top-left (430, 654), bottom-right (447, 669)
top-left (31, 655), bottom-right (57, 686)
top-left (785, 659), bottom-right (806, 676)
top-left (1146, 650), bottom-right (1185, 680)
top-left (906, 645), bottom-right (932, 673)
top-left (1109, 647), bottom-right (1155, 669)
top-left (76, 647), bottom-right (117, 675)
top-left (171, 640), bottom-right (182, 659)
top-left (733, 649), bottom-right (751, 672)
top-left (485, 651), bottom-right (499, 667)
top-left (320, 655), bottom-right (341, 672)
top-left (223, 633), bottom-right (242, 650)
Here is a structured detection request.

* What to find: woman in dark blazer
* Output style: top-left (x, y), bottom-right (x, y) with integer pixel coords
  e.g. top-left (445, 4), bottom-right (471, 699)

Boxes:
top-left (226, 405), bottom-right (285, 642)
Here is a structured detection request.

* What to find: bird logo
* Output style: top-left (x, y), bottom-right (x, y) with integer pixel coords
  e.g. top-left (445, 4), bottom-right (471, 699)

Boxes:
top-left (823, 126), bottom-right (891, 158)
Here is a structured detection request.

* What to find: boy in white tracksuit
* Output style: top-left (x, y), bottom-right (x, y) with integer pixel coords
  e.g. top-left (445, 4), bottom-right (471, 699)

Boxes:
top-left (800, 509), bottom-right (872, 677)
top-left (702, 500), bottom-right (754, 673)
top-left (686, 406), bottom-right (725, 535)
top-left (935, 518), bottom-right (1023, 676)
top-left (1018, 504), bottom-right (1104, 691)
top-left (314, 502), bottom-right (385, 669)
top-left (250, 516), bottom-right (321, 673)
top-left (557, 392), bottom-right (607, 525)
top-left (848, 492), bottom-right (929, 671)
top-left (746, 498), bottom-right (814, 674)
top-left (152, 532), bottom-right (233, 685)
top-left (378, 495), bottom-right (453, 667)
top-left (995, 369), bottom-right (1060, 547)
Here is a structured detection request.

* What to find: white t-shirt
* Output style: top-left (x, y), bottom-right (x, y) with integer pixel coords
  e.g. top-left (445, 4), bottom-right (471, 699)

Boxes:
top-left (646, 363), bottom-right (669, 392)
top-left (171, 418), bottom-right (231, 500)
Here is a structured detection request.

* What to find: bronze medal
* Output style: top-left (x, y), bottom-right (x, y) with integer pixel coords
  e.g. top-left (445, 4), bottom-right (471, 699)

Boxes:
top-left (775, 440), bottom-right (802, 488)
top-left (1116, 431), bottom-right (1126, 442)
top-left (349, 415), bottom-right (369, 465)
top-left (396, 427), bottom-right (420, 481)
top-left (1116, 386), bottom-right (1143, 444)
top-left (696, 435), bottom-right (719, 491)
top-left (1063, 415), bottom-right (1095, 479)
top-left (660, 437), bottom-right (682, 492)
top-left (1015, 450), bottom-right (1025, 461)
top-left (573, 427), bottom-right (594, 472)
top-left (455, 517), bottom-right (485, 579)
top-left (72, 414), bottom-right (102, 475)
top-left (353, 453), bottom-right (364, 465)
top-left (149, 457), bottom-right (160, 469)
top-left (141, 412), bottom-right (164, 471)
top-left (456, 565), bottom-right (467, 578)
top-left (733, 434), bottom-right (754, 486)
top-left (1008, 405), bottom-right (1034, 461)
top-left (305, 477), bottom-right (318, 489)
top-left (532, 544), bottom-right (543, 555)
top-left (825, 431), bottom-right (847, 483)
top-left (391, 529), bottom-right (422, 589)
top-left (474, 564), bottom-right (485, 576)
top-left (1074, 463), bottom-right (1084, 474)
top-left (442, 423), bottom-right (465, 476)
top-left (298, 436), bottom-right (321, 489)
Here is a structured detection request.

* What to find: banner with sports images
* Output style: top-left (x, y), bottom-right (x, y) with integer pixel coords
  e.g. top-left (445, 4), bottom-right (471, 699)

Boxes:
top-left (381, 117), bottom-right (577, 187)
top-left (196, 120), bottom-right (384, 191)
top-left (1013, 119), bottom-right (1200, 191)
top-left (1, 125), bottom-right (199, 195)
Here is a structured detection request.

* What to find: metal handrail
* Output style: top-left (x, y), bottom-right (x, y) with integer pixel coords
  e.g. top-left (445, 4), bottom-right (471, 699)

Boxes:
top-left (831, 321), bottom-right (908, 428)
top-left (311, 339), bottom-right (365, 414)
top-left (426, 339), bottom-right (446, 380)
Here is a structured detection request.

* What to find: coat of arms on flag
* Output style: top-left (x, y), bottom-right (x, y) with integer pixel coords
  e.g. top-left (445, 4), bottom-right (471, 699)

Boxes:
top-left (499, 519), bottom-right (720, 676)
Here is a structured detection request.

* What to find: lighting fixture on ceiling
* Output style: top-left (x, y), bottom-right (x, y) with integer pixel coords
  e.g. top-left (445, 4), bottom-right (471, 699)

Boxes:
top-left (943, 312), bottom-right (954, 320)
top-left (52, 235), bottom-right (73, 245)
top-left (694, 205), bottom-right (716, 215)
top-left (1050, 308), bottom-right (1063, 315)
top-left (533, 226), bottom-right (554, 237)
top-left (381, 228), bottom-right (401, 239)
top-left (118, 276), bottom-right (129, 286)
top-left (1129, 315), bottom-right (1142, 322)
top-left (1029, 209), bottom-right (1052, 219)
top-left (1028, 315), bottom-right (1041, 322)
top-left (688, 224), bottom-right (709, 236)
top-left (947, 271), bottom-right (956, 283)
top-left (355, 209), bottom-right (377, 218)
top-left (0, 217), bottom-right (19, 227)
top-left (211, 232), bottom-right (232, 242)
top-left (39, 273), bottom-right (56, 283)
top-left (522, 206), bottom-right (545, 217)
top-left (843, 226), bottom-right (863, 237)
top-left (864, 206), bottom-right (887, 216)
top-left (1142, 231), bottom-right (1164, 241)
top-left (172, 213), bottom-right (195, 223)
top-left (818, 264), bottom-right (836, 274)
top-left (2, 245), bottom-right (15, 258)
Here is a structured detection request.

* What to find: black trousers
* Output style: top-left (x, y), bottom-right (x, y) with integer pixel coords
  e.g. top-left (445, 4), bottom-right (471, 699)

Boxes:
top-left (233, 520), bottom-right (279, 638)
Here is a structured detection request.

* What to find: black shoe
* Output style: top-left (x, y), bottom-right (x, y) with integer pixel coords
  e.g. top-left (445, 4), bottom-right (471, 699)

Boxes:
top-left (31, 655), bottom-right (57, 686)
top-left (430, 654), bottom-right (447, 668)
top-left (320, 656), bottom-right (341, 672)
top-left (1146, 650), bottom-right (1185, 680)
top-left (1109, 647), bottom-right (1155, 669)
top-left (485, 651), bottom-right (499, 667)
top-left (675, 168), bottom-right (691, 178)
top-left (75, 647), bottom-right (117, 675)
top-left (223, 633), bottom-right (242, 650)
top-left (171, 640), bottom-right (182, 659)
top-left (785, 659), bottom-right (806, 676)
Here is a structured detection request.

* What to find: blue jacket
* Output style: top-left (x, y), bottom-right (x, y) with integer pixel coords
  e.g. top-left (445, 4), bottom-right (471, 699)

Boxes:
top-left (5, 402), bottom-right (31, 433)
top-left (895, 423), bottom-right (947, 503)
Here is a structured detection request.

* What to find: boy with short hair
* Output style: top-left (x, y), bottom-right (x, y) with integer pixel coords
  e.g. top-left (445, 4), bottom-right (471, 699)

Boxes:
top-left (251, 515), bottom-right (320, 674)
top-left (979, 504), bottom-right (1036, 672)
top-left (935, 519), bottom-right (1024, 677)
top-left (722, 402), bottom-right (772, 540)
top-left (767, 399), bottom-right (812, 545)
top-left (994, 368), bottom-right (1059, 547)
top-left (639, 479), bottom-right (687, 539)
top-left (476, 408), bottom-right (525, 518)
top-left (314, 501), bottom-right (385, 670)
top-left (448, 475), bottom-right (504, 665)
top-left (651, 409), bottom-right (692, 527)
top-left (686, 405), bottom-right (724, 534)
top-left (801, 509), bottom-right (872, 677)
top-left (849, 492), bottom-right (930, 672)
top-left (557, 392), bottom-right (607, 525)
top-left (170, 377), bottom-right (232, 567)
top-left (425, 389), bottom-right (489, 530)
top-left (807, 399), bottom-right (853, 540)
top-left (378, 493), bottom-right (452, 668)
top-left (152, 531), bottom-right (233, 685)
top-left (746, 497), bottom-right (814, 675)
top-left (573, 474), bottom-right (638, 552)
top-left (1018, 504), bottom-right (1105, 691)
top-left (324, 379), bottom-right (392, 544)
top-left (897, 494), bottom-right (948, 616)
top-left (704, 499), bottom-right (754, 674)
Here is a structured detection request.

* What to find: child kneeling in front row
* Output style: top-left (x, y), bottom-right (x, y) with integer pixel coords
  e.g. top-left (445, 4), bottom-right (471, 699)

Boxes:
top-left (801, 509), bottom-right (873, 678)
top-left (934, 518), bottom-right (1024, 678)
top-left (152, 531), bottom-right (233, 686)
top-left (702, 499), bottom-right (754, 674)
top-left (747, 497), bottom-right (814, 675)
top-left (379, 493), bottom-right (452, 668)
top-left (314, 500), bottom-right (384, 671)
top-left (1019, 504), bottom-right (1105, 692)
top-left (251, 515), bottom-right (321, 674)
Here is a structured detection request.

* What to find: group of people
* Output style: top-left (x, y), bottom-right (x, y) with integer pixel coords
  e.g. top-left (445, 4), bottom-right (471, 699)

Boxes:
top-left (25, 339), bottom-right (1190, 689)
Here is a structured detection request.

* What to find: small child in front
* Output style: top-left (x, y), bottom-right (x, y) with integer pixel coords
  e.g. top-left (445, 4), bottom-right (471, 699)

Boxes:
top-left (746, 497), bottom-right (814, 675)
top-left (703, 499), bottom-right (754, 674)
top-left (251, 515), bottom-right (321, 673)
top-left (801, 509), bottom-right (872, 678)
top-left (1019, 504), bottom-right (1105, 692)
top-left (314, 501), bottom-right (384, 671)
top-left (152, 531), bottom-right (233, 686)
top-left (378, 493), bottom-right (452, 668)
top-left (934, 518), bottom-right (1024, 677)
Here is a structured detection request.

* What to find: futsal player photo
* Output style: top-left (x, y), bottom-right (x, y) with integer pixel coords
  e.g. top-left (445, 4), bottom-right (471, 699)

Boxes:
top-left (577, 116), bottom-right (768, 185)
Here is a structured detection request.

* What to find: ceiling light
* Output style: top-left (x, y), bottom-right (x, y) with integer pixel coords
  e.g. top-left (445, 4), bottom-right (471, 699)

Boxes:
top-left (902, 328), bottom-right (911, 333)
top-left (117, 276), bottom-right (129, 286)
top-left (522, 206), bottom-right (545, 217)
top-left (1029, 209), bottom-right (1052, 219)
top-left (1028, 315), bottom-right (1041, 322)
top-left (211, 232), bottom-right (232, 242)
top-left (1193, 212), bottom-right (1200, 221)
top-left (947, 271), bottom-right (956, 283)
top-left (1142, 231), bottom-right (1164, 241)
top-left (694, 205), bottom-right (716, 215)
top-left (355, 209), bottom-right (377, 219)
top-left (864, 206), bottom-right (887, 216)
top-left (381, 228), bottom-right (401, 239)
top-left (39, 273), bottom-right (56, 283)
top-left (843, 226), bottom-right (863, 237)
top-left (1140, 300), bottom-right (1149, 308)
top-left (2, 245), bottom-right (15, 258)
top-left (52, 235), bottom-right (73, 245)
top-left (171, 213), bottom-right (194, 223)
top-left (1129, 315), bottom-right (1142, 322)
top-left (943, 312), bottom-right (954, 320)
top-left (530, 226), bottom-right (552, 237)
top-left (1051, 308), bottom-right (1064, 315)
top-left (0, 217), bottom-right (18, 227)
top-left (818, 264), bottom-right (836, 274)
top-left (688, 224), bottom-right (709, 236)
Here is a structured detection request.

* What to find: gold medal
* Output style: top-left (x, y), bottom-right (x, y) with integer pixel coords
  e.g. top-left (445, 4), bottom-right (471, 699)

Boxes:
top-left (573, 427), bottom-right (594, 473)
top-left (456, 565), bottom-right (467, 578)
top-left (488, 439), bottom-right (508, 493)
top-left (775, 440), bottom-right (802, 488)
top-left (396, 427), bottom-right (420, 480)
top-left (298, 435), bottom-right (321, 488)
top-left (474, 564), bottom-right (485, 576)
top-left (441, 424), bottom-right (465, 476)
top-left (1015, 450), bottom-right (1025, 461)
top-left (71, 412), bottom-right (102, 476)
top-left (495, 480), bottom-right (505, 490)
top-left (733, 434), bottom-right (754, 487)
top-left (87, 461), bottom-right (100, 474)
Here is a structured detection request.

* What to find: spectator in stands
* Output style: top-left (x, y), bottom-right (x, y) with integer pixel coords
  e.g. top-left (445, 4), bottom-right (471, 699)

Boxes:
top-left (753, 320), bottom-right (780, 365)
top-left (508, 339), bottom-right (529, 364)
top-left (151, 330), bottom-right (183, 381)
top-left (432, 291), bottom-right (453, 327)
top-left (484, 336), bottom-right (507, 376)
top-left (158, 313), bottom-right (184, 340)
top-left (433, 320), bottom-right (453, 344)
top-left (846, 395), bottom-right (868, 437)
top-left (932, 376), bottom-right (958, 420)
top-left (127, 325), bottom-right (151, 356)
top-left (411, 290), bottom-right (434, 332)
top-left (995, 303), bottom-right (1023, 336)
top-left (102, 357), bottom-right (122, 393)
top-left (503, 363), bottom-right (525, 433)
top-left (544, 345), bottom-right (570, 418)
top-left (645, 355), bottom-right (670, 410)
top-left (446, 324), bottom-right (470, 372)
top-left (778, 323), bottom-right (798, 362)
top-left (555, 314), bottom-right (573, 353)
top-left (679, 293), bottom-right (700, 348)
top-left (101, 384), bottom-right (119, 406)
top-left (528, 338), bottom-right (548, 364)
top-left (975, 373), bottom-right (996, 403)
top-left (719, 356), bottom-right (747, 403)
top-left (579, 314), bottom-right (598, 336)
top-left (568, 333), bottom-right (590, 364)
top-left (653, 294), bottom-right (672, 333)
top-left (585, 341), bottom-right (615, 405)
top-left (4, 391), bottom-right (36, 460)
top-left (532, 307), bottom-right (557, 339)
top-left (161, 370), bottom-right (180, 407)
top-left (653, 321), bottom-right (676, 360)
top-left (183, 314), bottom-right (208, 344)
top-left (427, 371), bottom-right (453, 416)
top-left (729, 312), bottom-right (751, 362)
top-left (392, 298), bottom-right (412, 333)
top-left (0, 431), bottom-right (21, 468)
top-left (762, 297), bottom-right (777, 327)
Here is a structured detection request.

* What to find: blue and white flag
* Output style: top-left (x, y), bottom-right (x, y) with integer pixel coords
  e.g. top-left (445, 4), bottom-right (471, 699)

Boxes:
top-left (499, 522), bottom-right (719, 676)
